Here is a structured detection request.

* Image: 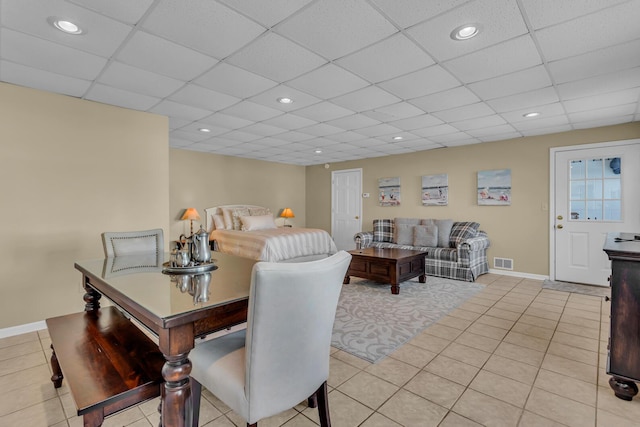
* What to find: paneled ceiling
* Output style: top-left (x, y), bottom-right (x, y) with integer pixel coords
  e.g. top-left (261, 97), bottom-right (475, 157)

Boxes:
top-left (1, 0), bottom-right (639, 165)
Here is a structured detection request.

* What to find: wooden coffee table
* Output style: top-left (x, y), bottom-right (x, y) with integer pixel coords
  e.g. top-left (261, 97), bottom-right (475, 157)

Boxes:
top-left (344, 247), bottom-right (427, 294)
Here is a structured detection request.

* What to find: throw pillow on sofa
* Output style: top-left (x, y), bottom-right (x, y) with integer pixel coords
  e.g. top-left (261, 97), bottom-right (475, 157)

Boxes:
top-left (434, 219), bottom-right (454, 247)
top-left (449, 222), bottom-right (480, 247)
top-left (414, 224), bottom-right (438, 247)
top-left (373, 219), bottom-right (394, 243)
top-left (395, 224), bottom-right (415, 245)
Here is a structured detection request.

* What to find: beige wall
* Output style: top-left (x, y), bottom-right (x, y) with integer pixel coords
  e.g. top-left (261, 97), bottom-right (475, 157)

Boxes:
top-left (0, 83), bottom-right (169, 329)
top-left (307, 122), bottom-right (640, 277)
top-left (168, 149), bottom-right (306, 244)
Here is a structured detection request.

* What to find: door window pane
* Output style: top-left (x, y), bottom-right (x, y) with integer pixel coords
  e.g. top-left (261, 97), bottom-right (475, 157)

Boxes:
top-left (569, 156), bottom-right (622, 222)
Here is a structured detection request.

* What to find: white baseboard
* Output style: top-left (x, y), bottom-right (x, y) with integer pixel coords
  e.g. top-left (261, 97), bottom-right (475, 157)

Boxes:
top-left (489, 269), bottom-right (548, 281)
top-left (0, 320), bottom-right (47, 340)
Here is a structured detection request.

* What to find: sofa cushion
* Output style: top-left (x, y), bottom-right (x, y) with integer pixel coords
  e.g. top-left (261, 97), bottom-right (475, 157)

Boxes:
top-left (434, 219), bottom-right (454, 247)
top-left (414, 224), bottom-right (438, 247)
top-left (395, 224), bottom-right (415, 245)
top-left (450, 222), bottom-right (480, 247)
top-left (421, 218), bottom-right (435, 226)
top-left (373, 219), bottom-right (394, 243)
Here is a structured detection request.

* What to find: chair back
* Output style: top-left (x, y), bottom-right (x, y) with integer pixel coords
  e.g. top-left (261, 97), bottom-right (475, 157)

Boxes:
top-left (244, 251), bottom-right (351, 419)
top-left (101, 228), bottom-right (164, 257)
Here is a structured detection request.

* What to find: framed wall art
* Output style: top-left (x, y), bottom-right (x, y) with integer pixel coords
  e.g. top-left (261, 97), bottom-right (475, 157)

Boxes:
top-left (421, 174), bottom-right (448, 206)
top-left (378, 177), bottom-right (401, 207)
top-left (478, 169), bottom-right (511, 205)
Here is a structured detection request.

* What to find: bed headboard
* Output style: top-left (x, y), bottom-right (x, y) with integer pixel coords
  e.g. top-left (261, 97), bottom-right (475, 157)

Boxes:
top-left (204, 205), bottom-right (269, 232)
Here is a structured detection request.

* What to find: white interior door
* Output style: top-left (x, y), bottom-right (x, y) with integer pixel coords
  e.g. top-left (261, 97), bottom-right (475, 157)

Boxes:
top-left (552, 140), bottom-right (640, 286)
top-left (331, 168), bottom-right (362, 251)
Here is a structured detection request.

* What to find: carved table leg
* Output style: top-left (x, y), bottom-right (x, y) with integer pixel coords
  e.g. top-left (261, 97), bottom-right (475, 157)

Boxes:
top-left (419, 273), bottom-right (426, 283)
top-left (49, 344), bottom-right (63, 388)
top-left (609, 376), bottom-right (639, 401)
top-left (161, 352), bottom-right (193, 427)
top-left (390, 284), bottom-right (400, 294)
top-left (343, 275), bottom-right (350, 284)
top-left (83, 278), bottom-right (101, 312)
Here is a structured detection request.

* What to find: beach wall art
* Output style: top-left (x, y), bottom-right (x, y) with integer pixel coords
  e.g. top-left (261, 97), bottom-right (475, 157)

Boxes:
top-left (421, 174), bottom-right (448, 206)
top-left (379, 177), bottom-right (401, 206)
top-left (478, 169), bottom-right (511, 205)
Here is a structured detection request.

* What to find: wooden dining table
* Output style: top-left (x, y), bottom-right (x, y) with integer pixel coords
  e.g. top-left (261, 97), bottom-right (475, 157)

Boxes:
top-left (74, 252), bottom-right (257, 427)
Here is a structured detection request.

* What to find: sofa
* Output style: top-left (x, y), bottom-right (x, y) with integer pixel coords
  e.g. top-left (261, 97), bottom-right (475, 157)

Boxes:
top-left (354, 218), bottom-right (490, 282)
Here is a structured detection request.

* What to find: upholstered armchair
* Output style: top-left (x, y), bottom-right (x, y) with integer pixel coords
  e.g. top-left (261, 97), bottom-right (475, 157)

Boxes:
top-left (188, 251), bottom-right (352, 427)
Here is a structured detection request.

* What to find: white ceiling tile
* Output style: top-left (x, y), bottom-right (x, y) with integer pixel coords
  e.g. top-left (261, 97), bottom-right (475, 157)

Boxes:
top-left (336, 33), bottom-right (434, 83)
top-left (475, 131), bottom-right (521, 142)
top-left (571, 114), bottom-right (635, 129)
top-left (487, 87), bottom-right (558, 113)
top-left (431, 102), bottom-right (496, 122)
top-left (511, 115), bottom-right (570, 131)
top-left (1, 0), bottom-right (132, 57)
top-left (331, 86), bottom-right (400, 112)
top-left (431, 134), bottom-right (480, 145)
top-left (521, 0), bottom-right (630, 29)
top-left (464, 123), bottom-right (516, 137)
top-left (221, 100), bottom-right (284, 122)
top-left (354, 123), bottom-right (403, 138)
top-left (467, 66), bottom-right (552, 100)
top-left (170, 129), bottom-right (213, 142)
top-left (116, 31), bottom-right (218, 81)
top-left (240, 123), bottom-right (288, 137)
top-left (85, 83), bottom-right (160, 110)
top-left (292, 101), bottom-right (355, 122)
top-left (195, 63), bottom-right (278, 99)
top-left (444, 35), bottom-right (542, 83)
top-left (534, 1), bottom-right (640, 61)
top-left (218, 0), bottom-right (314, 27)
top-left (169, 84), bottom-right (240, 112)
top-left (179, 122), bottom-right (230, 136)
top-left (149, 100), bottom-right (212, 121)
top-left (363, 102), bottom-right (425, 121)
top-left (406, 0), bottom-right (528, 62)
top-left (273, 131), bottom-right (316, 142)
top-left (227, 32), bottom-right (326, 82)
top-left (500, 102), bottom-right (566, 123)
top-left (564, 89), bottom-right (640, 114)
top-left (142, 0), bottom-right (265, 58)
top-left (548, 39), bottom-right (640, 85)
top-left (378, 65), bottom-right (461, 100)
top-left (298, 123), bottom-right (344, 137)
top-left (388, 114), bottom-right (443, 131)
top-left (221, 130), bottom-right (262, 142)
top-left (394, 140), bottom-right (441, 151)
top-left (370, 0), bottom-right (467, 29)
top-left (326, 114), bottom-right (381, 130)
top-left (168, 117), bottom-right (192, 130)
top-left (557, 67), bottom-right (640, 100)
top-left (411, 124), bottom-right (460, 138)
top-left (569, 104), bottom-right (637, 122)
top-left (275, 0), bottom-right (397, 60)
top-left (198, 113), bottom-right (253, 130)
top-left (409, 86), bottom-right (480, 113)
top-left (0, 29), bottom-right (107, 80)
top-left (262, 113), bottom-right (318, 130)
top-left (330, 131), bottom-right (370, 142)
top-left (287, 63), bottom-right (369, 99)
top-left (452, 115), bottom-right (508, 131)
top-left (520, 124), bottom-right (573, 137)
top-left (0, 60), bottom-right (91, 97)
top-left (67, 0), bottom-right (154, 24)
top-left (248, 84), bottom-right (321, 111)
top-left (97, 61), bottom-right (184, 98)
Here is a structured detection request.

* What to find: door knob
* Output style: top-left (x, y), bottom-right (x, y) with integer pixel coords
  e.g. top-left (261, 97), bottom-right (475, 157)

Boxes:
top-left (557, 215), bottom-right (563, 220)
top-left (557, 224), bottom-right (563, 229)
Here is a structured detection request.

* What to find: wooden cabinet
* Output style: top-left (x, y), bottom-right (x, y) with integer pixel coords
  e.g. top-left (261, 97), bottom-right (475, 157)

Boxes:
top-left (603, 232), bottom-right (640, 401)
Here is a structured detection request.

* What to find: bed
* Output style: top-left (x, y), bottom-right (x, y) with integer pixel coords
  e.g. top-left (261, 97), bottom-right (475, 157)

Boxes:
top-left (204, 205), bottom-right (337, 263)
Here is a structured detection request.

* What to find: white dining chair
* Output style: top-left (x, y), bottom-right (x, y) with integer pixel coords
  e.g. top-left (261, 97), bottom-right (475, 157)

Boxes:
top-left (188, 250), bottom-right (352, 427)
top-left (101, 228), bottom-right (164, 257)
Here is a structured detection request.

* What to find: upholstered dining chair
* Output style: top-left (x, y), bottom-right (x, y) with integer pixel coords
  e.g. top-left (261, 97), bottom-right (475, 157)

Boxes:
top-left (188, 250), bottom-right (352, 427)
top-left (101, 228), bottom-right (164, 257)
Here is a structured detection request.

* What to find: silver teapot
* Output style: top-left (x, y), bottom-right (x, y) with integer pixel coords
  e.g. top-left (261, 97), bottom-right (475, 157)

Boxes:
top-left (191, 225), bottom-right (211, 264)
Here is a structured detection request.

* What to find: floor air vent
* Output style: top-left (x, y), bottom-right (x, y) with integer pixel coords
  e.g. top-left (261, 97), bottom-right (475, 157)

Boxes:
top-left (494, 257), bottom-right (513, 270)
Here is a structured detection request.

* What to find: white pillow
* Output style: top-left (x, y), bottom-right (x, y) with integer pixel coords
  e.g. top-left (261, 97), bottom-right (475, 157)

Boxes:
top-left (240, 215), bottom-right (277, 231)
top-left (212, 214), bottom-right (225, 230)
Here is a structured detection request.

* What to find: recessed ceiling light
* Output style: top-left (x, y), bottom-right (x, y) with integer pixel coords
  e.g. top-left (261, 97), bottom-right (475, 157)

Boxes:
top-left (314, 149), bottom-right (322, 154)
top-left (451, 24), bottom-right (480, 40)
top-left (523, 112), bottom-right (541, 118)
top-left (198, 128), bottom-right (211, 133)
top-left (392, 136), bottom-right (403, 141)
top-left (277, 97), bottom-right (293, 104)
top-left (48, 17), bottom-right (84, 35)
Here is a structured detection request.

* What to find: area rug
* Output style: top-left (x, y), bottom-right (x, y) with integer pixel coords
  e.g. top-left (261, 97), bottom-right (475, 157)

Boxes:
top-left (542, 279), bottom-right (610, 297)
top-left (331, 277), bottom-right (485, 364)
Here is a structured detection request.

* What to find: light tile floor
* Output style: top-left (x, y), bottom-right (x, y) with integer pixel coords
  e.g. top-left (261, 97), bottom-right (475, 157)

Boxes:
top-left (2, 274), bottom-right (640, 426)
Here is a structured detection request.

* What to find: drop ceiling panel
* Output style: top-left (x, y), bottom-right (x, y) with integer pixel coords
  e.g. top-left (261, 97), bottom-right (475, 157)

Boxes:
top-left (292, 101), bottom-right (355, 122)
top-left (409, 86), bottom-right (480, 113)
top-left (389, 114), bottom-right (443, 131)
top-left (248, 85), bottom-right (321, 111)
top-left (364, 102), bottom-right (425, 121)
top-left (331, 85), bottom-right (401, 112)
top-left (378, 65), bottom-right (461, 100)
top-left (557, 67), bottom-right (640, 100)
top-left (274, 0), bottom-right (397, 60)
top-left (218, 0), bottom-right (314, 27)
top-left (169, 84), bottom-right (240, 112)
top-left (520, 0), bottom-right (628, 29)
top-left (431, 102), bottom-right (496, 122)
top-left (85, 83), bottom-right (160, 110)
top-left (195, 63), bottom-right (278, 99)
top-left (487, 87), bottom-right (559, 113)
top-left (221, 100), bottom-right (284, 122)
top-left (286, 63), bottom-right (369, 99)
top-left (0, 60), bottom-right (91, 97)
top-left (369, 0), bottom-right (467, 29)
top-left (262, 113), bottom-right (318, 131)
top-left (97, 61), bottom-right (184, 97)
top-left (326, 114), bottom-right (381, 130)
top-left (452, 115), bottom-right (508, 131)
top-left (467, 66), bottom-right (551, 100)
top-left (67, 0), bottom-right (154, 24)
top-left (563, 88), bottom-right (640, 114)
top-left (142, 0), bottom-right (265, 59)
top-left (149, 100), bottom-right (212, 122)
top-left (236, 123), bottom-right (288, 138)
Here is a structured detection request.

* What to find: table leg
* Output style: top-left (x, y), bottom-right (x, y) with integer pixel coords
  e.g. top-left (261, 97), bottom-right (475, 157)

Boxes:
top-left (82, 278), bottom-right (101, 312)
top-left (419, 274), bottom-right (426, 283)
top-left (390, 282), bottom-right (400, 295)
top-left (609, 376), bottom-right (638, 401)
top-left (343, 275), bottom-right (351, 284)
top-left (158, 325), bottom-right (195, 427)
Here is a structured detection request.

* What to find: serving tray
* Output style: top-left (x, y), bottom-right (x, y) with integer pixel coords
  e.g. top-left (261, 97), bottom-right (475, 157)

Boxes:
top-left (162, 260), bottom-right (218, 275)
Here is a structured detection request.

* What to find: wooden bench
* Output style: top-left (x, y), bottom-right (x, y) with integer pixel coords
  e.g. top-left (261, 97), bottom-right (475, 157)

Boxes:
top-left (46, 306), bottom-right (165, 427)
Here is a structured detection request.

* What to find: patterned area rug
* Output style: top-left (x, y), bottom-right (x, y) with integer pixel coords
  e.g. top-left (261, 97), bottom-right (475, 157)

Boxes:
top-left (331, 277), bottom-right (485, 364)
top-left (542, 279), bottom-right (610, 297)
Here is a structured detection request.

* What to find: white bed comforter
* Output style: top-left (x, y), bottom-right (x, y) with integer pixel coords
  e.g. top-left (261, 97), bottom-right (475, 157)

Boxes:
top-left (210, 227), bottom-right (337, 262)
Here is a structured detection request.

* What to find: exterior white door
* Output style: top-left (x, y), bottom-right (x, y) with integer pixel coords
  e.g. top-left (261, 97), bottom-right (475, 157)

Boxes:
top-left (552, 140), bottom-right (640, 286)
top-left (331, 168), bottom-right (362, 251)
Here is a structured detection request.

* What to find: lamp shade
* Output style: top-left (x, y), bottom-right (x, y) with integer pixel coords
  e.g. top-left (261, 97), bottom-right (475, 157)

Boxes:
top-left (280, 208), bottom-right (295, 219)
top-left (181, 208), bottom-right (201, 221)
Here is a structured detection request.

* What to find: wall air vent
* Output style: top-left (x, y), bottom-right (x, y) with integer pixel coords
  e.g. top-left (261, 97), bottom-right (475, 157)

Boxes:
top-left (494, 257), bottom-right (513, 270)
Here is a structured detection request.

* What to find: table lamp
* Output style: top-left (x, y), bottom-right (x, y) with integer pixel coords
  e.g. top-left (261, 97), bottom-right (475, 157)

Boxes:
top-left (280, 208), bottom-right (295, 227)
top-left (181, 207), bottom-right (201, 235)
